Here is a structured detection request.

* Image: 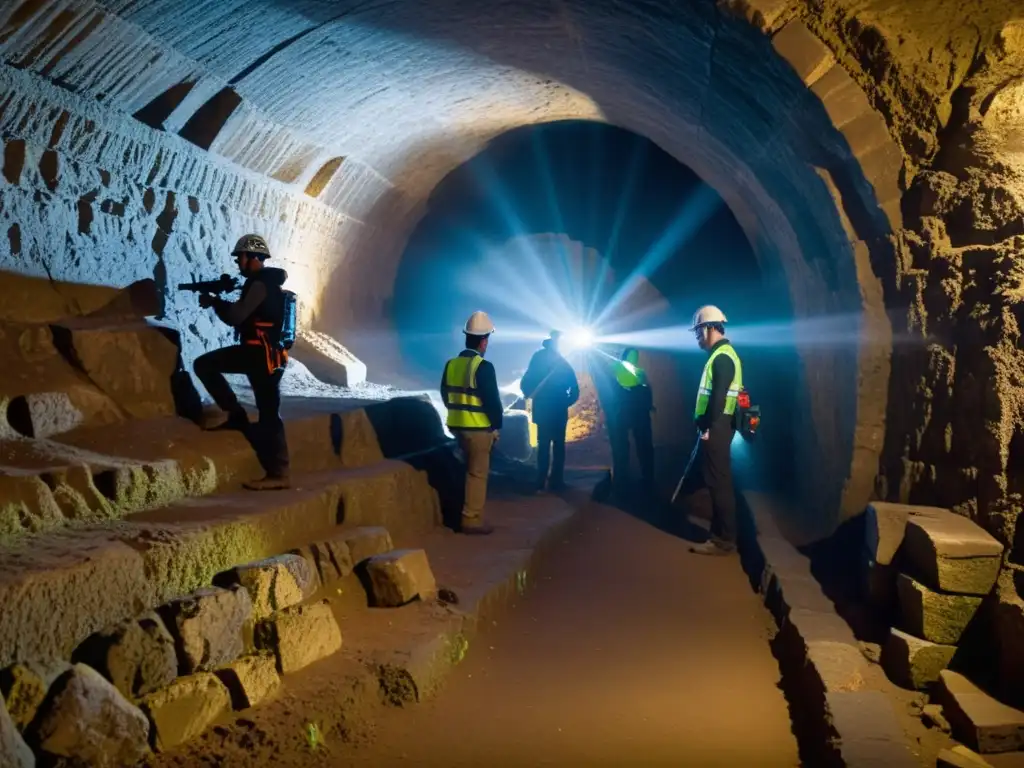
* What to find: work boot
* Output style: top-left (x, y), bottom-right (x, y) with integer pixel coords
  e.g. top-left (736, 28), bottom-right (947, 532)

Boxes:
top-left (460, 518), bottom-right (494, 536)
top-left (243, 475), bottom-right (291, 491)
top-left (206, 410), bottom-right (249, 432)
top-left (689, 540), bottom-right (735, 557)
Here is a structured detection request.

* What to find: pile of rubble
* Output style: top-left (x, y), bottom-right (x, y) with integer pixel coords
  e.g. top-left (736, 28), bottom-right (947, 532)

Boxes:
top-left (0, 524), bottom-right (438, 766)
top-left (862, 502), bottom-right (1024, 761)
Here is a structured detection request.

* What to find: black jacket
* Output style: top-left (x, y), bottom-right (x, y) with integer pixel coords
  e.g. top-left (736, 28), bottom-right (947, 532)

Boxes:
top-left (520, 340), bottom-right (580, 425)
top-left (214, 267), bottom-right (288, 341)
top-left (440, 350), bottom-right (504, 430)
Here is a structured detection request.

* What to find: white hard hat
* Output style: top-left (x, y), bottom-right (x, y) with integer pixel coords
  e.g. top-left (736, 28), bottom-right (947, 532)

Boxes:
top-left (232, 234), bottom-right (271, 259)
top-left (464, 310), bottom-right (495, 336)
top-left (690, 305), bottom-right (728, 330)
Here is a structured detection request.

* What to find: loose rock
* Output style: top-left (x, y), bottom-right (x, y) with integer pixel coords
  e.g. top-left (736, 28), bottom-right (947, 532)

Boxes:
top-left (215, 654), bottom-right (281, 709)
top-left (33, 664), bottom-right (150, 767)
top-left (0, 660), bottom-right (69, 732)
top-left (314, 536), bottom-right (355, 583)
top-left (923, 703), bottom-right (952, 732)
top-left (936, 744), bottom-right (993, 767)
top-left (902, 507), bottom-right (1004, 595)
top-left (0, 695), bottom-right (33, 768)
top-left (858, 640), bottom-right (882, 664)
top-left (881, 627), bottom-right (956, 689)
top-left (365, 549), bottom-right (438, 607)
top-left (73, 611), bottom-right (178, 699)
top-left (864, 502), bottom-right (914, 566)
top-left (897, 574), bottom-right (982, 645)
top-left (287, 545), bottom-right (322, 589)
top-left (256, 600), bottom-right (342, 674)
top-left (215, 554), bottom-right (317, 620)
top-left (939, 669), bottom-right (1024, 754)
top-left (140, 672), bottom-right (231, 752)
top-left (159, 585), bottom-right (253, 674)
top-left (341, 526), bottom-right (394, 564)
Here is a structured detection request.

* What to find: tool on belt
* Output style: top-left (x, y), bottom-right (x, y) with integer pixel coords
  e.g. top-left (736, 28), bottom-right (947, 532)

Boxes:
top-left (243, 290), bottom-right (299, 375)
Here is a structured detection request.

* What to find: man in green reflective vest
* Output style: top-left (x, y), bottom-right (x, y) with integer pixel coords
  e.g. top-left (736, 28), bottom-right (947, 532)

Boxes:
top-left (608, 347), bottom-right (655, 500)
top-left (440, 310), bottom-right (504, 535)
top-left (679, 304), bottom-right (742, 556)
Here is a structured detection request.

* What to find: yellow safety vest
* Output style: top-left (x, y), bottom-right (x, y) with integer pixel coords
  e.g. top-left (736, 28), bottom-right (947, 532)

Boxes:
top-left (443, 353), bottom-right (492, 430)
top-left (614, 352), bottom-right (646, 389)
top-left (694, 343), bottom-right (743, 418)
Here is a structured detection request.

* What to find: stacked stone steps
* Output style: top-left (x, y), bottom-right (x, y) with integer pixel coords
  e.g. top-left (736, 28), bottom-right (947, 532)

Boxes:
top-left (862, 503), bottom-right (1003, 690)
top-left (0, 405), bottom-right (386, 541)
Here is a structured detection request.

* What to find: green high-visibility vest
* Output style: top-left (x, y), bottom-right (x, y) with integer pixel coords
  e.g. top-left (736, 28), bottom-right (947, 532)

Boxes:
top-left (694, 343), bottom-right (743, 418)
top-left (614, 350), bottom-right (646, 389)
top-left (443, 353), bottom-right (492, 430)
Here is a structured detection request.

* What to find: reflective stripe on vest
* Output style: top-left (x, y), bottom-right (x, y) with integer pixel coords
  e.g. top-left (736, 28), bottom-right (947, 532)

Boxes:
top-left (444, 354), bottom-right (492, 430)
top-left (694, 343), bottom-right (743, 418)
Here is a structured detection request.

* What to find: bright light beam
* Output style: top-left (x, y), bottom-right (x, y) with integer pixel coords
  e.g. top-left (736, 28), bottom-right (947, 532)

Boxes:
top-left (563, 326), bottom-right (595, 351)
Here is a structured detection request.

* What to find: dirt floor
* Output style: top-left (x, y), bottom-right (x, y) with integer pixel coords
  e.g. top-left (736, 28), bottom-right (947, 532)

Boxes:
top-left (334, 500), bottom-right (800, 767)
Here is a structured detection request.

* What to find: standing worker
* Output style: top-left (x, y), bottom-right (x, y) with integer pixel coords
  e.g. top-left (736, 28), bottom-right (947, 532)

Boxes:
top-left (441, 311), bottom-right (503, 535)
top-left (193, 234), bottom-right (293, 491)
top-left (681, 305), bottom-right (742, 556)
top-left (520, 330), bottom-right (580, 492)
top-left (607, 347), bottom-right (655, 500)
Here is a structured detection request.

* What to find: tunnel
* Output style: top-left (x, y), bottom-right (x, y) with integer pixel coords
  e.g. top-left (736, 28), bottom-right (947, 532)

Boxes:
top-left (2, 0), bottom-right (1024, 764)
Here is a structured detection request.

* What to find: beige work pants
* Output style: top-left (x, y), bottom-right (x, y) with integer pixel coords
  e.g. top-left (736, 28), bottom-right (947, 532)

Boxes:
top-left (456, 429), bottom-right (496, 526)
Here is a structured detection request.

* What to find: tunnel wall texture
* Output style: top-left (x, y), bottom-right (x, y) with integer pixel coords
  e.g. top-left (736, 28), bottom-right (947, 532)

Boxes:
top-left (0, 0), bottom-right (896, 540)
top-left (3, 0), bottom-right (1024, 704)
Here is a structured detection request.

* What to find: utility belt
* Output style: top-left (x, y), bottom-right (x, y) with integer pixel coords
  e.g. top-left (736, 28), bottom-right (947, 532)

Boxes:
top-left (243, 321), bottom-right (288, 375)
top-left (735, 388), bottom-right (760, 442)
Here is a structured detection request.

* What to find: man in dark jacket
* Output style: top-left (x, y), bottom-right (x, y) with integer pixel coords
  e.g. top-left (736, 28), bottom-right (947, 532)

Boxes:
top-left (193, 234), bottom-right (290, 491)
top-left (520, 331), bottom-right (580, 492)
top-left (607, 347), bottom-right (655, 499)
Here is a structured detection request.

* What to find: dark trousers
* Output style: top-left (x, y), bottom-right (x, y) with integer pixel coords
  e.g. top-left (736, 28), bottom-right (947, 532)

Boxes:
top-left (193, 345), bottom-right (290, 478)
top-left (536, 420), bottom-right (567, 487)
top-left (680, 424), bottom-right (737, 546)
top-left (609, 411), bottom-right (655, 490)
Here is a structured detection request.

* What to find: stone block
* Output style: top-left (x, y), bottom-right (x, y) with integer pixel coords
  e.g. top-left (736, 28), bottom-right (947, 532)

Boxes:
top-left (923, 703), bottom-right (951, 733)
top-left (310, 535), bottom-right (355, 584)
top-left (287, 545), bottom-right (322, 589)
top-left (938, 670), bottom-right (1024, 754)
top-left (140, 673), bottom-right (231, 752)
top-left (73, 611), bottom-right (177, 699)
top-left (936, 745), bottom-right (993, 767)
top-left (341, 526), bottom-right (393, 564)
top-left (215, 554), bottom-right (317, 620)
top-left (256, 600), bottom-right (342, 674)
top-left (771, 21), bottom-right (835, 86)
top-left (215, 654), bottom-right (281, 710)
top-left (897, 573), bottom-right (982, 645)
top-left (864, 502), bottom-right (913, 565)
top-left (34, 664), bottom-right (150, 767)
top-left (0, 694), bottom-right (33, 768)
top-left (365, 549), bottom-right (438, 607)
top-left (881, 627), bottom-right (955, 689)
top-left (810, 64), bottom-right (874, 130)
top-left (0, 660), bottom-right (69, 732)
top-left (902, 507), bottom-right (1004, 595)
top-left (159, 585), bottom-right (253, 674)
top-left (825, 690), bottom-right (918, 766)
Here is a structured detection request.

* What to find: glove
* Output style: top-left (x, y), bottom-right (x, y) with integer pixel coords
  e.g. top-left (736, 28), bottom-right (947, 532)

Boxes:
top-left (198, 293), bottom-right (216, 309)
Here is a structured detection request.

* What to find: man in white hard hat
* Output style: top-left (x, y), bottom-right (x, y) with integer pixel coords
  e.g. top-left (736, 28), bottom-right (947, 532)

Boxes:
top-left (440, 311), bottom-right (503, 534)
top-left (193, 234), bottom-right (293, 491)
top-left (678, 304), bottom-right (742, 556)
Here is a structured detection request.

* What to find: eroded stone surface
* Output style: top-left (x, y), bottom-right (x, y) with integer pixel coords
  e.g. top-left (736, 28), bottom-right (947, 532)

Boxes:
top-left (897, 573), bottom-right (982, 645)
top-left (159, 586), bottom-right (253, 674)
top-left (311, 535), bottom-right (355, 584)
top-left (34, 664), bottom-right (150, 766)
top-left (881, 627), bottom-right (956, 689)
top-left (937, 744), bottom-right (993, 767)
top-left (863, 502), bottom-right (915, 566)
top-left (824, 690), bottom-right (918, 766)
top-left (903, 507), bottom-right (1004, 595)
top-left (365, 549), bottom-right (438, 607)
top-left (140, 673), bottom-right (231, 752)
top-left (74, 611), bottom-right (178, 699)
top-left (0, 694), bottom-right (32, 768)
top-left (215, 654), bottom-right (281, 710)
top-left (216, 554), bottom-right (317, 620)
top-left (255, 600), bottom-right (342, 674)
top-left (939, 670), bottom-right (1024, 754)
top-left (342, 526), bottom-right (394, 565)
top-left (0, 660), bottom-right (69, 732)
